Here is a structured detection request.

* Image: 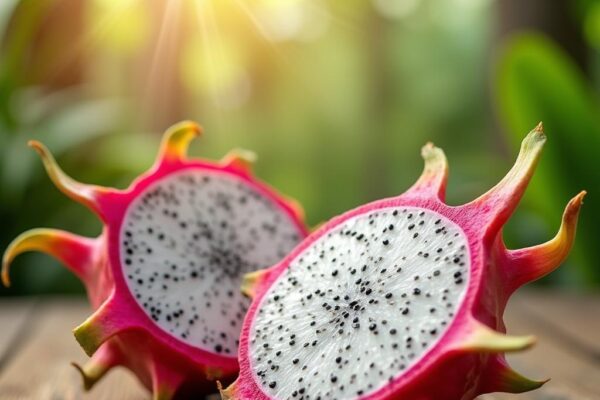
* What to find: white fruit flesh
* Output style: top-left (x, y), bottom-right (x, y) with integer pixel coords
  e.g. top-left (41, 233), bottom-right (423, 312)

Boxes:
top-left (249, 207), bottom-right (470, 399)
top-left (120, 170), bottom-right (303, 355)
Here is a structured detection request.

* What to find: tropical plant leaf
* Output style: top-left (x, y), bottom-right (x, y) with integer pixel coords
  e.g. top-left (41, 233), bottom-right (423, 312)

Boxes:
top-left (495, 33), bottom-right (600, 284)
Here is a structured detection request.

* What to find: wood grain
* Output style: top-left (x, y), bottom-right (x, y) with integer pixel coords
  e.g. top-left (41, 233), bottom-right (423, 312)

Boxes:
top-left (0, 298), bottom-right (35, 370)
top-left (519, 290), bottom-right (600, 357)
top-left (0, 292), bottom-right (598, 400)
top-left (0, 299), bottom-right (147, 400)
top-left (482, 291), bottom-right (600, 400)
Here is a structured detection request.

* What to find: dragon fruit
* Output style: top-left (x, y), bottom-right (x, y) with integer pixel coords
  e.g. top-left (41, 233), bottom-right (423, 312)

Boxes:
top-left (221, 123), bottom-right (584, 400)
top-left (2, 121), bottom-right (308, 399)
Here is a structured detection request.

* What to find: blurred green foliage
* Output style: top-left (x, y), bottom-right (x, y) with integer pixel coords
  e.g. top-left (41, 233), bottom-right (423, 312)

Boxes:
top-left (496, 33), bottom-right (600, 285)
top-left (0, 0), bottom-right (598, 295)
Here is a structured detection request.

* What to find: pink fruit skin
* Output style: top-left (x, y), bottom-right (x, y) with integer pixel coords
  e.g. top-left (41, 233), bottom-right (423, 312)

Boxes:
top-left (2, 121), bottom-right (308, 399)
top-left (224, 124), bottom-right (584, 400)
top-left (92, 156), bottom-right (308, 371)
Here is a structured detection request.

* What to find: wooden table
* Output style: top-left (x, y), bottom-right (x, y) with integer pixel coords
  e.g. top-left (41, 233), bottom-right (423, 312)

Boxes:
top-left (0, 291), bottom-right (598, 399)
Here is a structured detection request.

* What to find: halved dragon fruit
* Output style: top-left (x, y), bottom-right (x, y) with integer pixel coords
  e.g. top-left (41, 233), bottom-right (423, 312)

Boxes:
top-left (2, 121), bottom-right (308, 399)
top-left (221, 123), bottom-right (584, 400)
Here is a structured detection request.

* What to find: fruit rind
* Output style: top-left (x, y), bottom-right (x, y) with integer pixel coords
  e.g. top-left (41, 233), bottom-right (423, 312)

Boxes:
top-left (72, 295), bottom-right (136, 357)
top-left (158, 120), bottom-right (202, 163)
top-left (454, 320), bottom-right (536, 353)
top-left (3, 121), bottom-right (308, 399)
top-left (225, 123), bottom-right (583, 400)
top-left (506, 190), bottom-right (586, 290)
top-left (2, 229), bottom-right (95, 287)
top-left (479, 356), bottom-right (548, 394)
top-left (218, 380), bottom-right (238, 400)
top-left (220, 148), bottom-right (257, 174)
top-left (71, 343), bottom-right (120, 391)
top-left (28, 140), bottom-right (110, 216)
top-left (241, 269), bottom-right (270, 299)
top-left (465, 123), bottom-right (546, 232)
top-left (406, 142), bottom-right (448, 200)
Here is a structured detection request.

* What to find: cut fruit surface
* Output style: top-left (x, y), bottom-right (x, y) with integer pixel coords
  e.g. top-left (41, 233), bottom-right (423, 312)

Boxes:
top-left (225, 123), bottom-right (584, 400)
top-left (2, 121), bottom-right (308, 399)
top-left (250, 207), bottom-right (470, 398)
top-left (121, 169), bottom-right (303, 354)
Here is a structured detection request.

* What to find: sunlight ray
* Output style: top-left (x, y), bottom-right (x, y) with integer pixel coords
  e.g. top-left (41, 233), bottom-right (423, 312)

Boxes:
top-left (140, 0), bottom-right (183, 124)
top-left (231, 0), bottom-right (276, 43)
top-left (228, 0), bottom-right (329, 107)
top-left (193, 0), bottom-right (228, 126)
top-left (304, 2), bottom-right (361, 33)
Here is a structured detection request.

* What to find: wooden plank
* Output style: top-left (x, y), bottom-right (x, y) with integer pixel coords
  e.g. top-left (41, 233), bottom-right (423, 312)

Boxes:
top-left (0, 298), bottom-right (148, 400)
top-left (519, 290), bottom-right (600, 357)
top-left (480, 291), bottom-right (600, 400)
top-left (1, 293), bottom-right (598, 399)
top-left (0, 298), bottom-right (36, 371)
top-left (0, 298), bottom-right (225, 399)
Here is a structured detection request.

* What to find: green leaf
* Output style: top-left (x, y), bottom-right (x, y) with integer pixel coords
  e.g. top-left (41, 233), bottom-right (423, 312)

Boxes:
top-left (495, 33), bottom-right (600, 285)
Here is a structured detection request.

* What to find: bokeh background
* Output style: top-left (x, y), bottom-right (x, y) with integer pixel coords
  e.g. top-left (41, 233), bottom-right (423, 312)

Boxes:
top-left (0, 0), bottom-right (598, 295)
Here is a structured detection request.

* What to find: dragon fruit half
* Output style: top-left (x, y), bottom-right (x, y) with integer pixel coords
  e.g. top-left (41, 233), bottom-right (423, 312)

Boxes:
top-left (221, 123), bottom-right (584, 400)
top-left (2, 121), bottom-right (308, 399)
